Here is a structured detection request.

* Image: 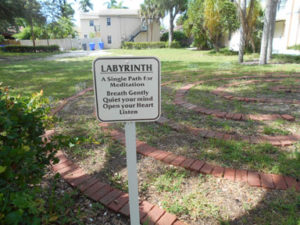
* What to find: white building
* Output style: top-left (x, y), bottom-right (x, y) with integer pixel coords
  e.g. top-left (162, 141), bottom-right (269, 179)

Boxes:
top-left (273, 0), bottom-right (300, 52)
top-left (79, 9), bottom-right (160, 49)
top-left (229, 0), bottom-right (300, 52)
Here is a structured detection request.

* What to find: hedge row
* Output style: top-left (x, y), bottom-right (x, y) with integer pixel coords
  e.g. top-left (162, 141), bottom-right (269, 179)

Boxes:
top-left (2, 45), bottom-right (60, 53)
top-left (122, 41), bottom-right (165, 49)
top-left (288, 45), bottom-right (300, 51)
top-left (122, 41), bottom-right (181, 49)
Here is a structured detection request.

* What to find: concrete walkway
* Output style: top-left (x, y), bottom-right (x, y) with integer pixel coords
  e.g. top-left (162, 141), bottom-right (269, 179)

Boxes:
top-left (44, 50), bottom-right (111, 61)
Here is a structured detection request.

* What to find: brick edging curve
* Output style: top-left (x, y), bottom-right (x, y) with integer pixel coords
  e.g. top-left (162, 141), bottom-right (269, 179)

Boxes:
top-left (212, 79), bottom-right (300, 105)
top-left (47, 81), bottom-right (299, 225)
top-left (174, 76), bottom-right (297, 122)
top-left (48, 87), bottom-right (187, 225)
top-left (156, 116), bottom-right (300, 147)
top-left (270, 85), bottom-right (300, 93)
top-left (98, 123), bottom-right (299, 192)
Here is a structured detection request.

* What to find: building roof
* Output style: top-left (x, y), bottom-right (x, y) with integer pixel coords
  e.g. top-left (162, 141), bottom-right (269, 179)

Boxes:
top-left (80, 9), bottom-right (139, 19)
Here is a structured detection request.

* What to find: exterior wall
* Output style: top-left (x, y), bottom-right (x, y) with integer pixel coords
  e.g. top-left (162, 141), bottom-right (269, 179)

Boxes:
top-left (20, 38), bottom-right (103, 50)
top-left (79, 15), bottom-right (99, 39)
top-left (134, 21), bottom-right (160, 42)
top-left (79, 10), bottom-right (161, 49)
top-left (282, 0), bottom-right (300, 48)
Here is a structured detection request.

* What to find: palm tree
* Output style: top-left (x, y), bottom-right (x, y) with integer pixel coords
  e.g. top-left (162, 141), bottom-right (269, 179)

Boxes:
top-left (104, 0), bottom-right (128, 9)
top-left (139, 0), bottom-right (164, 41)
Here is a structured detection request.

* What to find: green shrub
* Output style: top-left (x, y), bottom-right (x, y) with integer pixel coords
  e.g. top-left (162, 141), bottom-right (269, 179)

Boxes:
top-left (272, 54), bottom-right (300, 64)
top-left (160, 31), bottom-right (190, 47)
top-left (0, 87), bottom-right (61, 224)
top-left (122, 42), bottom-right (166, 49)
top-left (3, 45), bottom-right (60, 53)
top-left (166, 40), bottom-right (181, 48)
top-left (0, 35), bottom-right (4, 43)
top-left (288, 45), bottom-right (300, 51)
top-left (209, 47), bottom-right (238, 55)
top-left (209, 48), bottom-right (239, 55)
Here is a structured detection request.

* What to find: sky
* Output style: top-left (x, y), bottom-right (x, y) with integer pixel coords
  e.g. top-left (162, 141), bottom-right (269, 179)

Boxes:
top-left (72, 0), bottom-right (170, 28)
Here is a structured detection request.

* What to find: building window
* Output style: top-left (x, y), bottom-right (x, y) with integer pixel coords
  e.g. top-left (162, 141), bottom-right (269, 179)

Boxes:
top-left (277, 0), bottom-right (287, 11)
top-left (89, 20), bottom-right (94, 27)
top-left (107, 18), bottom-right (111, 26)
top-left (84, 34), bottom-right (88, 38)
top-left (108, 35), bottom-right (112, 44)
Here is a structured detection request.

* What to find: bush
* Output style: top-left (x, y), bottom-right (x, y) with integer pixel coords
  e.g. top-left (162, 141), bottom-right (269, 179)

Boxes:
top-left (288, 45), bottom-right (300, 51)
top-left (122, 42), bottom-right (166, 49)
top-left (272, 54), bottom-right (300, 64)
top-left (3, 45), bottom-right (60, 53)
top-left (0, 35), bottom-right (4, 43)
top-left (0, 87), bottom-right (60, 224)
top-left (166, 40), bottom-right (181, 48)
top-left (161, 31), bottom-right (190, 47)
top-left (209, 47), bottom-right (238, 55)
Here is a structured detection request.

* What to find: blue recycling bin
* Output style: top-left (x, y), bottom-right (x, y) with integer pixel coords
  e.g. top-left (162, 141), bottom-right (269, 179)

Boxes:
top-left (99, 42), bottom-right (104, 50)
top-left (89, 42), bottom-right (95, 50)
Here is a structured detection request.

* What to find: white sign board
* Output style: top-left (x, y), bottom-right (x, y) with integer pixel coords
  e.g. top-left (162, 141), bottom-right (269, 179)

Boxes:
top-left (93, 57), bottom-right (161, 122)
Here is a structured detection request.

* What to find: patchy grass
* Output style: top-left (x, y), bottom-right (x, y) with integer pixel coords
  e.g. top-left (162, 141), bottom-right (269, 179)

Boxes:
top-left (272, 54), bottom-right (300, 64)
top-left (263, 126), bottom-right (290, 136)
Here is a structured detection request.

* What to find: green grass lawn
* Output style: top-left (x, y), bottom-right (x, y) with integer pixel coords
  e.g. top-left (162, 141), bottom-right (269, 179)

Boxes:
top-left (0, 49), bottom-right (299, 100)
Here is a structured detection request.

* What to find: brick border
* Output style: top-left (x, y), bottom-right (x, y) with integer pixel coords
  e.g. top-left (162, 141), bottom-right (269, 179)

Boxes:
top-left (99, 123), bottom-right (299, 193)
top-left (212, 79), bottom-right (300, 105)
top-left (49, 87), bottom-right (187, 225)
top-left (175, 81), bottom-right (295, 122)
top-left (156, 116), bottom-right (300, 147)
top-left (270, 85), bottom-right (300, 93)
top-left (50, 87), bottom-right (93, 116)
top-left (49, 79), bottom-right (300, 223)
top-left (51, 151), bottom-right (186, 225)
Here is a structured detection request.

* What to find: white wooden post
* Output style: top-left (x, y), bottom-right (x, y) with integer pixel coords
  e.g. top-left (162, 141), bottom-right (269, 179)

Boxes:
top-left (125, 122), bottom-right (140, 225)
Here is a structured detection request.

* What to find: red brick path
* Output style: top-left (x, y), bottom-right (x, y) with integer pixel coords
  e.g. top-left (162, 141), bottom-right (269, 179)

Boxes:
top-left (99, 123), bottom-right (299, 193)
top-left (212, 79), bottom-right (300, 105)
top-left (49, 77), bottom-right (300, 225)
top-left (51, 151), bottom-right (186, 225)
top-left (175, 80), bottom-right (296, 122)
top-left (156, 116), bottom-right (300, 147)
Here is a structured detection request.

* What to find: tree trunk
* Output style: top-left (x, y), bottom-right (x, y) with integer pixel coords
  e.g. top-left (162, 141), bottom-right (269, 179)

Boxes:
top-left (250, 37), bottom-right (256, 53)
top-left (238, 0), bottom-right (247, 63)
top-left (30, 17), bottom-right (36, 53)
top-left (151, 21), bottom-right (153, 42)
top-left (259, 0), bottom-right (273, 64)
top-left (267, 0), bottom-right (279, 61)
top-left (168, 11), bottom-right (174, 47)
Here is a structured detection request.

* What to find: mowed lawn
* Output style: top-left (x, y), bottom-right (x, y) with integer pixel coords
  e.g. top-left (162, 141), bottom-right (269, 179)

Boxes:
top-left (1, 49), bottom-right (299, 100)
top-left (1, 49), bottom-right (300, 224)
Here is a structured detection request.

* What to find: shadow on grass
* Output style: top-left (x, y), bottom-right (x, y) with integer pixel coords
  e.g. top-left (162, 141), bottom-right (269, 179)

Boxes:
top-left (55, 90), bottom-right (299, 225)
top-left (0, 57), bottom-right (94, 99)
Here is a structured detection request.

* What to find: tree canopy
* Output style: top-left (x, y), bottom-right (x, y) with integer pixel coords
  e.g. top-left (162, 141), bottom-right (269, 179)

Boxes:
top-left (184, 0), bottom-right (239, 50)
top-left (140, 0), bottom-right (164, 41)
top-left (104, 0), bottom-right (128, 9)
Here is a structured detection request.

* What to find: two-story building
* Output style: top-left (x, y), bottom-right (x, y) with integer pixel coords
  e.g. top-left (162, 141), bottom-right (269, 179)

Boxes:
top-left (79, 9), bottom-right (160, 49)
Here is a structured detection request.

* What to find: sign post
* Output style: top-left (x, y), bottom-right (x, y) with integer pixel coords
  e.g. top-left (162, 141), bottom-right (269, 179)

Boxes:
top-left (93, 57), bottom-right (161, 225)
top-left (125, 122), bottom-right (139, 224)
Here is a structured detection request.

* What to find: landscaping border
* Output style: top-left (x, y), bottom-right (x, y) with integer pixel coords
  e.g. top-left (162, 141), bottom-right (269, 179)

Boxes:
top-left (212, 79), bottom-right (300, 105)
top-left (156, 116), bottom-right (300, 147)
top-left (48, 87), bottom-right (187, 225)
top-left (48, 79), bottom-right (300, 225)
top-left (175, 80), bottom-right (296, 122)
top-left (99, 123), bottom-right (299, 193)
